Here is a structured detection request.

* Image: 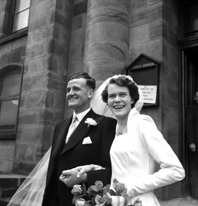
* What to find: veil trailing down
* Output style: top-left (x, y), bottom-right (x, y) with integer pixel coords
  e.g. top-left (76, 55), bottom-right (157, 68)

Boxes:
top-left (7, 74), bottom-right (143, 206)
top-left (7, 148), bottom-right (51, 206)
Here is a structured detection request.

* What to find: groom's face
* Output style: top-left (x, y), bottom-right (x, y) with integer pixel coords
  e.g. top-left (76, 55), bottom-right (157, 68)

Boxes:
top-left (66, 78), bottom-right (93, 113)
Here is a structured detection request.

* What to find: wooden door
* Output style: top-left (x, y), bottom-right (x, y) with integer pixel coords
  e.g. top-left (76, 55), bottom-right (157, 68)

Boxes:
top-left (183, 48), bottom-right (198, 198)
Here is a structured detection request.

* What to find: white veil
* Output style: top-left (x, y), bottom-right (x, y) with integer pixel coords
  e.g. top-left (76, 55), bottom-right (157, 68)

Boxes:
top-left (7, 148), bottom-right (51, 206)
top-left (7, 74), bottom-right (143, 206)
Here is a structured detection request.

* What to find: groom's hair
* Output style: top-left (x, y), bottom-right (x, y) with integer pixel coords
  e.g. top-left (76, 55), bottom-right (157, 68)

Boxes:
top-left (67, 72), bottom-right (96, 90)
top-left (101, 76), bottom-right (139, 108)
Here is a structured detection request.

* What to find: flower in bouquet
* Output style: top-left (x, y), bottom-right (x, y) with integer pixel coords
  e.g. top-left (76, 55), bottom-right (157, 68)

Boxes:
top-left (110, 179), bottom-right (128, 206)
top-left (71, 181), bottom-right (110, 206)
top-left (111, 179), bottom-right (142, 206)
top-left (71, 179), bottom-right (142, 206)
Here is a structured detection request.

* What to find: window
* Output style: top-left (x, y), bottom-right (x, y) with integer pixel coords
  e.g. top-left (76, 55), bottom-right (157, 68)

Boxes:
top-left (0, 0), bottom-right (30, 40)
top-left (12, 0), bottom-right (31, 32)
top-left (183, 0), bottom-right (198, 37)
top-left (0, 65), bottom-right (23, 139)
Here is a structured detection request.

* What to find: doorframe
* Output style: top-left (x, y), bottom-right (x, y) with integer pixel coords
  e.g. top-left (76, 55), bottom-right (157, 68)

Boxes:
top-left (180, 45), bottom-right (198, 197)
top-left (180, 49), bottom-right (188, 196)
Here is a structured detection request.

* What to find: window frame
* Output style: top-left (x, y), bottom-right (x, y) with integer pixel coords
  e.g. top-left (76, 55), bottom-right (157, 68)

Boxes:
top-left (12, 0), bottom-right (31, 33)
top-left (0, 64), bottom-right (23, 140)
top-left (181, 0), bottom-right (198, 38)
top-left (0, 0), bottom-right (30, 40)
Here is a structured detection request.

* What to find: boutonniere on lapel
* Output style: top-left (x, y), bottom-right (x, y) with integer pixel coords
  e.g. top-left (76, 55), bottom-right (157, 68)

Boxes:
top-left (85, 118), bottom-right (97, 127)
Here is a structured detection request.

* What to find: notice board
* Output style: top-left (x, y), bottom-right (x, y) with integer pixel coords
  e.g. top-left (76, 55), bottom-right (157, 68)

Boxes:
top-left (126, 53), bottom-right (160, 106)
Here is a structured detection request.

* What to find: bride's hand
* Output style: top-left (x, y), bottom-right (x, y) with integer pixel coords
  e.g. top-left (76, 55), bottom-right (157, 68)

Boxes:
top-left (76, 164), bottom-right (105, 178)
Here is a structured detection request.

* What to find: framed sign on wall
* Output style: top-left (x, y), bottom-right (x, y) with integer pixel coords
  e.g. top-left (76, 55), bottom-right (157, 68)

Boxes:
top-left (126, 53), bottom-right (160, 106)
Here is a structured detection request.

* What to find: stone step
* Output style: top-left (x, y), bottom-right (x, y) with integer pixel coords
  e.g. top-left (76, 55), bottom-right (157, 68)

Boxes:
top-left (0, 174), bottom-right (26, 205)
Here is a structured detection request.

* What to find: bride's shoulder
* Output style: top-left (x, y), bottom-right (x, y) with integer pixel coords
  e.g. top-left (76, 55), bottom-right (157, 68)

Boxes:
top-left (129, 110), bottom-right (155, 125)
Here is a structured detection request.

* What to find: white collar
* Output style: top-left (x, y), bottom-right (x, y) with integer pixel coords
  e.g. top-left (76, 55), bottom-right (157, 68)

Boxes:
top-left (73, 108), bottom-right (91, 122)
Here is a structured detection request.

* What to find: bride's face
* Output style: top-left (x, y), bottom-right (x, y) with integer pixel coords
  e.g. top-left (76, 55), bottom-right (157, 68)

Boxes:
top-left (107, 84), bottom-right (133, 121)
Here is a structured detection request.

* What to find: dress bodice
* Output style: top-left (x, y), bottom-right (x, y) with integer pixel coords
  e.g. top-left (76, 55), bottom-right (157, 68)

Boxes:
top-left (110, 108), bottom-right (185, 206)
top-left (110, 133), bottom-right (156, 188)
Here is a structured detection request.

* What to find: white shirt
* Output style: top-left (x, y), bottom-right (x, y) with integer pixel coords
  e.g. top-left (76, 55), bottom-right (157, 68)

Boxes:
top-left (66, 108), bottom-right (91, 142)
top-left (74, 108), bottom-right (91, 126)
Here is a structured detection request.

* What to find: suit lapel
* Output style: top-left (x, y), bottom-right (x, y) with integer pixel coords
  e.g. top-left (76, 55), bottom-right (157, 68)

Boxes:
top-left (46, 118), bottom-right (71, 184)
top-left (52, 118), bottom-right (71, 156)
top-left (60, 109), bottom-right (99, 155)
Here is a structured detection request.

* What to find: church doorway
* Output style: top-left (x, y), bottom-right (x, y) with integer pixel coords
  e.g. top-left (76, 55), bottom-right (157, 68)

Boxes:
top-left (182, 47), bottom-right (198, 198)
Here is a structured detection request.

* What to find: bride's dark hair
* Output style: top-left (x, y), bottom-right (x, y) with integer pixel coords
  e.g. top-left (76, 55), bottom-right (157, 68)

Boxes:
top-left (101, 75), bottom-right (139, 108)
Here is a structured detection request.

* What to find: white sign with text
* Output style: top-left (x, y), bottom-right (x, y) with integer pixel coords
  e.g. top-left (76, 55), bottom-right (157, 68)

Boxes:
top-left (139, 85), bottom-right (157, 104)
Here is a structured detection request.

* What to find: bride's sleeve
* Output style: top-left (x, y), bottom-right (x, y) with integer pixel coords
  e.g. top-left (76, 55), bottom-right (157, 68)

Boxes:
top-left (128, 115), bottom-right (185, 196)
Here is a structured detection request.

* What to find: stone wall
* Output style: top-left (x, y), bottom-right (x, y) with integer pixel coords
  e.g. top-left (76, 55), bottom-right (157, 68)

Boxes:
top-left (129, 0), bottom-right (163, 123)
top-left (84, 0), bottom-right (130, 85)
top-left (0, 29), bottom-right (27, 173)
top-left (128, 0), bottom-right (183, 199)
top-left (68, 0), bottom-right (87, 75)
top-left (0, 0), bottom-right (14, 38)
top-left (160, 0), bottom-right (183, 199)
top-left (13, 0), bottom-right (73, 174)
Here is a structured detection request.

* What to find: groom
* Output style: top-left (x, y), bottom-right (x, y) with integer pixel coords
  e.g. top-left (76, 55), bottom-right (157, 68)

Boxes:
top-left (42, 72), bottom-right (116, 206)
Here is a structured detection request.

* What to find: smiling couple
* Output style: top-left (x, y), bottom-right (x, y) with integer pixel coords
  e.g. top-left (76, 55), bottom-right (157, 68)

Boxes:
top-left (8, 72), bottom-right (185, 206)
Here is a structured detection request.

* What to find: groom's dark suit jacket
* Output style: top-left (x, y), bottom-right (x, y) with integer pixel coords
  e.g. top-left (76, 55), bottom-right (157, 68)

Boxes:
top-left (42, 109), bottom-right (116, 206)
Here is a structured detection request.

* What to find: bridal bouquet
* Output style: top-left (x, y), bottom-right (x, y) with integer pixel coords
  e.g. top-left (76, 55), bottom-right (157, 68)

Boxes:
top-left (71, 179), bottom-right (142, 206)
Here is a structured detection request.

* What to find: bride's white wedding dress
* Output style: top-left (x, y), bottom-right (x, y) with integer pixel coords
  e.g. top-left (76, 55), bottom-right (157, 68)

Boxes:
top-left (110, 108), bottom-right (185, 206)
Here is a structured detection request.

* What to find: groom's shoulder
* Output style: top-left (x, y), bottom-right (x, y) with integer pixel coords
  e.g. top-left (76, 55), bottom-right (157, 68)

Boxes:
top-left (55, 117), bottom-right (71, 128)
top-left (95, 113), bottom-right (116, 124)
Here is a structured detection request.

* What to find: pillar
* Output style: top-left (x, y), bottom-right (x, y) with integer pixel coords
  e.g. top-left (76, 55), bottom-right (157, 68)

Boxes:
top-left (84, 0), bottom-right (130, 84)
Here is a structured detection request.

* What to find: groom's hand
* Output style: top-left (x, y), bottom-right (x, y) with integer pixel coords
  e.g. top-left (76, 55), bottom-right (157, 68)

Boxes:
top-left (59, 169), bottom-right (87, 187)
top-left (76, 164), bottom-right (105, 178)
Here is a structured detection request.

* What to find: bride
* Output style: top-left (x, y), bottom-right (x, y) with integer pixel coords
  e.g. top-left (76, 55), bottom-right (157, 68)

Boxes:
top-left (8, 74), bottom-right (185, 206)
top-left (68, 74), bottom-right (185, 206)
